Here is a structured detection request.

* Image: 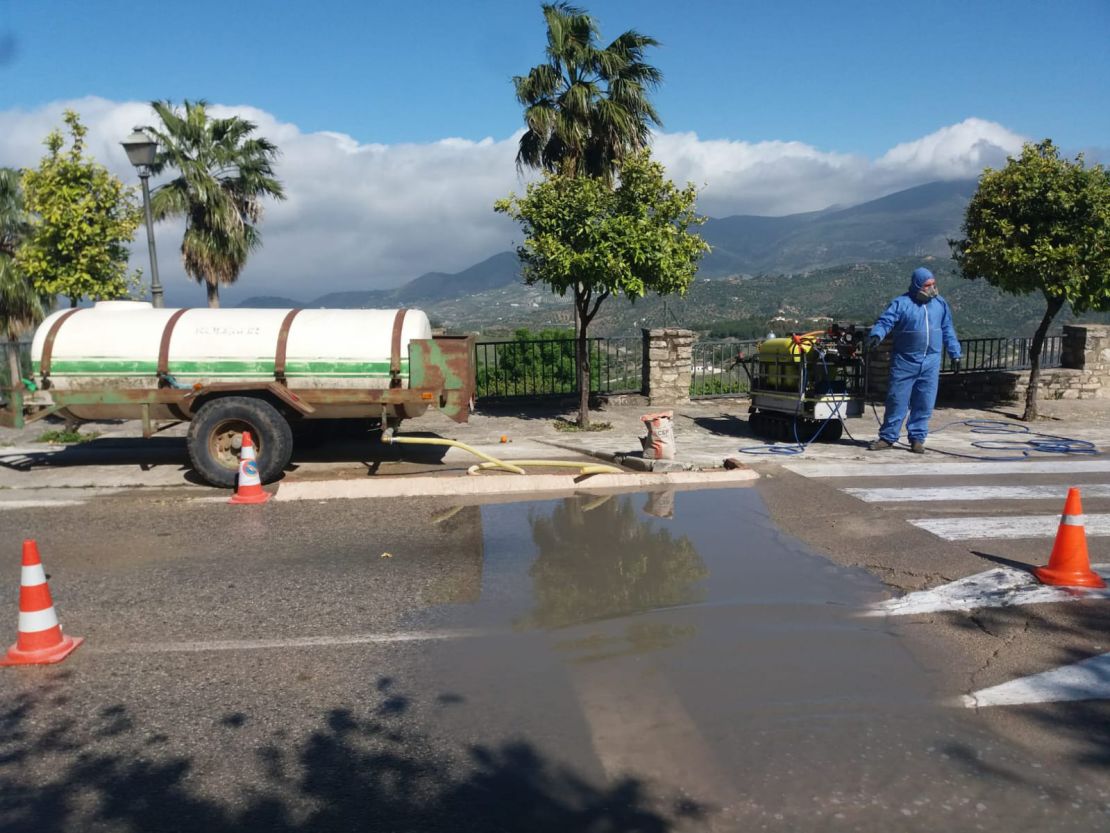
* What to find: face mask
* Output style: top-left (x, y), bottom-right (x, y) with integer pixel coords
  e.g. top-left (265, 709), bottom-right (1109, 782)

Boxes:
top-left (916, 284), bottom-right (938, 303)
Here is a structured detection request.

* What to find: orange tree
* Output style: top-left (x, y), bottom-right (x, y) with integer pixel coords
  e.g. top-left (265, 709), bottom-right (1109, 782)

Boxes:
top-left (952, 140), bottom-right (1110, 420)
top-left (496, 151), bottom-right (707, 426)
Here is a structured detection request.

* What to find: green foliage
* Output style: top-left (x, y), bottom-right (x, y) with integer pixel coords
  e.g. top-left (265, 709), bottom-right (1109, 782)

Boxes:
top-left (16, 111), bottom-right (141, 307)
top-left (477, 327), bottom-right (578, 394)
top-left (952, 140), bottom-right (1110, 314)
top-left (496, 152), bottom-right (708, 309)
top-left (496, 151), bottom-right (706, 424)
top-left (144, 100), bottom-right (285, 307)
top-left (514, 2), bottom-right (661, 183)
top-left (37, 428), bottom-right (99, 444)
top-left (689, 376), bottom-right (748, 397)
top-left (1, 168), bottom-right (45, 341)
top-left (952, 140), bottom-right (1110, 417)
top-left (552, 418), bottom-right (611, 432)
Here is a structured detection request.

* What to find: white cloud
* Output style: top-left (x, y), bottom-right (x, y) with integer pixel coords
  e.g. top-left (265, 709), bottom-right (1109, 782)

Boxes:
top-left (0, 98), bottom-right (1030, 303)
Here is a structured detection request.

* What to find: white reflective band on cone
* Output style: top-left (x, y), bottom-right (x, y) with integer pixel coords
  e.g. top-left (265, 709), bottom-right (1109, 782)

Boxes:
top-left (18, 606), bottom-right (59, 633)
top-left (1061, 514), bottom-right (1086, 527)
top-left (21, 564), bottom-right (46, 586)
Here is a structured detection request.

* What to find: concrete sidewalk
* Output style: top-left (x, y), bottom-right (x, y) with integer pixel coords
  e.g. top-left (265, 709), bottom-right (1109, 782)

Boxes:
top-left (1, 397), bottom-right (1107, 495)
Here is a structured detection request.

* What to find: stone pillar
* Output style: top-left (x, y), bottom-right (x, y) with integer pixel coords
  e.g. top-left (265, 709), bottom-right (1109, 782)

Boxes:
top-left (642, 328), bottom-right (693, 405)
top-left (1062, 324), bottom-right (1110, 371)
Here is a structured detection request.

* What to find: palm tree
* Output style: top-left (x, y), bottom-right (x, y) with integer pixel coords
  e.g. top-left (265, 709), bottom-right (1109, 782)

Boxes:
top-left (0, 168), bottom-right (43, 392)
top-left (514, 2), bottom-right (662, 183)
top-left (143, 100), bottom-right (285, 308)
top-left (513, 3), bottom-right (663, 426)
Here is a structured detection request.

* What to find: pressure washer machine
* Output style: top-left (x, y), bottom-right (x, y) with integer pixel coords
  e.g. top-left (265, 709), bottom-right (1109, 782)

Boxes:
top-left (743, 324), bottom-right (867, 443)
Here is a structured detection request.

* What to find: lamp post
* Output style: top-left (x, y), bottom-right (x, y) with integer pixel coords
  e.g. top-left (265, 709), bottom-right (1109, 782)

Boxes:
top-left (121, 128), bottom-right (164, 308)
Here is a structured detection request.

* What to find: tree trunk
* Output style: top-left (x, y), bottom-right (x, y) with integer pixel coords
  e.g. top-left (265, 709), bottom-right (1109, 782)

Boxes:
top-left (576, 292), bottom-right (590, 429)
top-left (1022, 295), bottom-right (1065, 421)
top-left (206, 281), bottom-right (220, 308)
top-left (6, 338), bottom-right (22, 394)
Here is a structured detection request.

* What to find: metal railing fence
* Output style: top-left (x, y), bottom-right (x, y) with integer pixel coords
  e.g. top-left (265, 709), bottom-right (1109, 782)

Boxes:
top-left (689, 339), bottom-right (759, 398)
top-left (474, 337), bottom-right (642, 399)
top-left (940, 335), bottom-right (1063, 373)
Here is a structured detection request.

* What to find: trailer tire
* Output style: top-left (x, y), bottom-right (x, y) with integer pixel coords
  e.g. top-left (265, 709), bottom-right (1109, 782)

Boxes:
top-left (187, 396), bottom-right (293, 488)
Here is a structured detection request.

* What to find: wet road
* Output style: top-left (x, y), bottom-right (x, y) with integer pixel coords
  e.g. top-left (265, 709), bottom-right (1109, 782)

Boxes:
top-left (1, 486), bottom-right (1107, 831)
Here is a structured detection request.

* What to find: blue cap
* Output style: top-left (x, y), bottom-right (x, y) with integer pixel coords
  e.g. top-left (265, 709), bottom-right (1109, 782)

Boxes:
top-left (910, 267), bottom-right (935, 292)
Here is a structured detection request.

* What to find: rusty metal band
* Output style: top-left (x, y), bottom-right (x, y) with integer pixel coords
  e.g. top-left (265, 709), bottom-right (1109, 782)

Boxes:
top-left (274, 309), bottom-right (303, 382)
top-left (390, 308), bottom-right (409, 387)
top-left (39, 308), bottom-right (83, 377)
top-left (157, 309), bottom-right (192, 378)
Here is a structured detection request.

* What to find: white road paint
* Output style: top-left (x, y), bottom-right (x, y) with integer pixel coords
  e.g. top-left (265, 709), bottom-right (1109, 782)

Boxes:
top-left (845, 484), bottom-right (1110, 503)
top-left (962, 652), bottom-right (1110, 707)
top-left (0, 499), bottom-right (86, 510)
top-left (93, 628), bottom-right (485, 654)
top-left (783, 459), bottom-right (1110, 479)
top-left (867, 564), bottom-right (1110, 616)
top-left (910, 514), bottom-right (1110, 540)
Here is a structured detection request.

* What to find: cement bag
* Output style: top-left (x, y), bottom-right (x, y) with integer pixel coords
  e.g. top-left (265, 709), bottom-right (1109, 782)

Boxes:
top-left (640, 411), bottom-right (675, 460)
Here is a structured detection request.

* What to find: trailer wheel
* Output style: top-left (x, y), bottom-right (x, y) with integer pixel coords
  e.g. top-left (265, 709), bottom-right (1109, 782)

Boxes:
top-left (187, 396), bottom-right (293, 488)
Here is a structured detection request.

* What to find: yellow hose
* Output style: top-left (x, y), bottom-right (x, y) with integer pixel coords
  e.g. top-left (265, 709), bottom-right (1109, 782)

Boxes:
top-left (381, 433), bottom-right (622, 477)
top-left (382, 434), bottom-right (527, 474)
top-left (466, 460), bottom-right (623, 476)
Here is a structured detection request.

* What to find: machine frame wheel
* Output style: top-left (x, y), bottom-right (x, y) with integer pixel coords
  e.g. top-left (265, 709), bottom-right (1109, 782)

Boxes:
top-left (187, 396), bottom-right (294, 488)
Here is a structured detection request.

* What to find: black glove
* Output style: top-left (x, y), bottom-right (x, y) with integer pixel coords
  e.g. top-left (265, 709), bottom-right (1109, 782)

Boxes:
top-left (951, 358), bottom-right (961, 373)
top-left (866, 335), bottom-right (881, 352)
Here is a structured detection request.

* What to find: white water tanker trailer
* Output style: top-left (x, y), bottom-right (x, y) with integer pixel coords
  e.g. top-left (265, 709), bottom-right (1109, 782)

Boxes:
top-left (0, 301), bottom-right (475, 487)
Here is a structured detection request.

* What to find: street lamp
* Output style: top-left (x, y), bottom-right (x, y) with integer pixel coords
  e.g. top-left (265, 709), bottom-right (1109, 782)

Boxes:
top-left (121, 128), bottom-right (164, 308)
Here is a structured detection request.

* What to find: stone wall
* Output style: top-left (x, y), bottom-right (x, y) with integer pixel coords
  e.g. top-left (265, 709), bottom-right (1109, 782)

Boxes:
top-left (642, 328), bottom-right (693, 405)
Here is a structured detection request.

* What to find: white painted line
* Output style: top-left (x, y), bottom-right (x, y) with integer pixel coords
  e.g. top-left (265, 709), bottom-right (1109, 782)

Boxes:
top-left (910, 514), bottom-right (1110, 540)
top-left (962, 652), bottom-right (1110, 707)
top-left (262, 469), bottom-right (758, 503)
top-left (93, 628), bottom-right (485, 654)
top-left (0, 499), bottom-right (86, 510)
top-left (845, 484), bottom-right (1110, 503)
top-left (0, 447), bottom-right (62, 457)
top-left (867, 564), bottom-right (1110, 616)
top-left (783, 459), bottom-right (1110, 479)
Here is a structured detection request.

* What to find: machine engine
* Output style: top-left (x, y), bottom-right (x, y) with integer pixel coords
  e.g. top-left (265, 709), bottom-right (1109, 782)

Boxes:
top-left (745, 324), bottom-right (867, 443)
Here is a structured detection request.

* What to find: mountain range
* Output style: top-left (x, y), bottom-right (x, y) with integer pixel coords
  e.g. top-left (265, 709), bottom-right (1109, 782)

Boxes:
top-left (238, 179), bottom-right (978, 310)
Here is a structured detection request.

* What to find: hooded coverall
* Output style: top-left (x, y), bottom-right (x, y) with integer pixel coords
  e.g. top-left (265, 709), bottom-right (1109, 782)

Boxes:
top-left (869, 272), bottom-right (961, 444)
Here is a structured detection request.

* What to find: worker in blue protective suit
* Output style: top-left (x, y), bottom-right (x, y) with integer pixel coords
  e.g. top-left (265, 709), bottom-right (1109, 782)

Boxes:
top-left (866, 267), bottom-right (961, 453)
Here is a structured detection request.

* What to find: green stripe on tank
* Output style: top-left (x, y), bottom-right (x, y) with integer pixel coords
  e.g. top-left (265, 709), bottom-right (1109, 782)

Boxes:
top-left (42, 358), bottom-right (408, 377)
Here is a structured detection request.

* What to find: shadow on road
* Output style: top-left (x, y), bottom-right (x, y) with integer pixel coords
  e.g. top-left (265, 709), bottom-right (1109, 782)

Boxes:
top-left (0, 675), bottom-right (704, 833)
top-left (0, 432), bottom-right (453, 478)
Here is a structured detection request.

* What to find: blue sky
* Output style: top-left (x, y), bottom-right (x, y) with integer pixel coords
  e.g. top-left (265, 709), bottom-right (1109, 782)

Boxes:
top-left (3, 0), bottom-right (1107, 156)
top-left (0, 0), bottom-right (1107, 300)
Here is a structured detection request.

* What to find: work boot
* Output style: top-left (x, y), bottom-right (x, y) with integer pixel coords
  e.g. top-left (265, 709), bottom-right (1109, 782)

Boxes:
top-left (868, 439), bottom-right (894, 451)
top-left (910, 440), bottom-right (926, 454)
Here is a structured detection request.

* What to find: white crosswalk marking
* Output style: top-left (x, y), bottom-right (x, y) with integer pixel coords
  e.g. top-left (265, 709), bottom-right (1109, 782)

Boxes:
top-left (783, 459), bottom-right (1110, 478)
top-left (867, 564), bottom-right (1110, 616)
top-left (910, 514), bottom-right (1110, 541)
top-left (962, 653), bottom-right (1110, 707)
top-left (846, 484), bottom-right (1110, 503)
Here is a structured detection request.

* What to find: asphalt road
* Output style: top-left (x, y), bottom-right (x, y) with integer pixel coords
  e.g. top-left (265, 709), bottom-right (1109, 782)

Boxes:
top-left (1, 484), bottom-right (1108, 832)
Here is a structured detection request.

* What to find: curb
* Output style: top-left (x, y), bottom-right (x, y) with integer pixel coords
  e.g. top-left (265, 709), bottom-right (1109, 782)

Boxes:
top-left (270, 469), bottom-right (758, 502)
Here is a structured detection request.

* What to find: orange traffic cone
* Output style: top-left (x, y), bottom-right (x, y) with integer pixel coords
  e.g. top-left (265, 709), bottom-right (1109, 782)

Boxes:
top-left (1, 540), bottom-right (83, 666)
top-left (1034, 488), bottom-right (1106, 588)
top-left (230, 430), bottom-right (271, 505)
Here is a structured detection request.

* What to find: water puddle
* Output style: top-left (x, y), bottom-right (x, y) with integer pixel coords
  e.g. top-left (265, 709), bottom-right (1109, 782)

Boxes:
top-left (400, 488), bottom-right (1108, 828)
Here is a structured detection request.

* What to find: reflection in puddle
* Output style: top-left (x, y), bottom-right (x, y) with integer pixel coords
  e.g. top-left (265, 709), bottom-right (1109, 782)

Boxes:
top-left (523, 493), bottom-right (708, 630)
